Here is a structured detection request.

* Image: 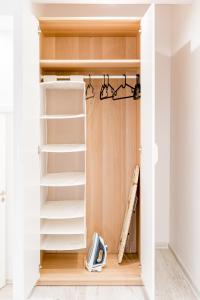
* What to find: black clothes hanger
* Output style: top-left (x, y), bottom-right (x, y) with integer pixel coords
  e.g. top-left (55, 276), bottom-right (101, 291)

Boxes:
top-left (86, 74), bottom-right (95, 100)
top-left (133, 74), bottom-right (141, 100)
top-left (100, 74), bottom-right (115, 100)
top-left (106, 74), bottom-right (115, 99)
top-left (85, 74), bottom-right (140, 101)
top-left (112, 74), bottom-right (135, 101)
top-left (100, 74), bottom-right (108, 100)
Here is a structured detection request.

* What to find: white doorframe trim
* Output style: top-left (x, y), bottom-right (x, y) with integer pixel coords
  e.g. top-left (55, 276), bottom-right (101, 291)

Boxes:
top-left (0, 114), bottom-right (6, 288)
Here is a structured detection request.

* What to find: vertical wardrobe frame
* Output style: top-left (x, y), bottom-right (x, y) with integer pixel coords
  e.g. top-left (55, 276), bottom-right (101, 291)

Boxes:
top-left (38, 17), bottom-right (142, 286)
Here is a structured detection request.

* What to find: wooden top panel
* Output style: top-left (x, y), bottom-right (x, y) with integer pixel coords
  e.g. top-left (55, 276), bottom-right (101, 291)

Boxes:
top-left (39, 18), bottom-right (140, 37)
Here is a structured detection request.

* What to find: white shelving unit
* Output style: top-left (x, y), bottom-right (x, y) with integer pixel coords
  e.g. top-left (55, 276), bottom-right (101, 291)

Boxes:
top-left (40, 80), bottom-right (86, 251)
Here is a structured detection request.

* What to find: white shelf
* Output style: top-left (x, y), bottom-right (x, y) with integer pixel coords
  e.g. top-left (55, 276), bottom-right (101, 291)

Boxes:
top-left (40, 114), bottom-right (85, 120)
top-left (40, 172), bottom-right (85, 187)
top-left (40, 144), bottom-right (86, 153)
top-left (41, 218), bottom-right (84, 235)
top-left (41, 200), bottom-right (84, 219)
top-left (41, 80), bottom-right (85, 90)
top-left (41, 234), bottom-right (85, 250)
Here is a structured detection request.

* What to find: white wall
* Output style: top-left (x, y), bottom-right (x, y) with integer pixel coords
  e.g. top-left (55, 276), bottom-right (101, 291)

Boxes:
top-left (0, 19), bottom-right (13, 112)
top-left (0, 15), bottom-right (14, 282)
top-left (155, 5), bottom-right (171, 246)
top-left (170, 0), bottom-right (200, 295)
top-left (5, 114), bottom-right (14, 282)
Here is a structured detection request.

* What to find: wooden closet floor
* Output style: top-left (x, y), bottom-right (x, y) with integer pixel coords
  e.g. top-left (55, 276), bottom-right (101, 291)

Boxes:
top-left (38, 253), bottom-right (142, 286)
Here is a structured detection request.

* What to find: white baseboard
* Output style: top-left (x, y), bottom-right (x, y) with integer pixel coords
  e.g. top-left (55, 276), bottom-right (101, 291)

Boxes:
top-left (169, 244), bottom-right (200, 300)
top-left (155, 242), bottom-right (169, 249)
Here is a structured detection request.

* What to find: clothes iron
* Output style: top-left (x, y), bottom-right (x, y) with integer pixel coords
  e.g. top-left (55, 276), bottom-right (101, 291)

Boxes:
top-left (86, 232), bottom-right (107, 272)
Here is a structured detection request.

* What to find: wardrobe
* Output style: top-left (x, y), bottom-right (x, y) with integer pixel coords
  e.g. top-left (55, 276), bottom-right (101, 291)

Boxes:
top-left (14, 3), bottom-right (155, 300)
top-left (39, 16), bottom-right (141, 284)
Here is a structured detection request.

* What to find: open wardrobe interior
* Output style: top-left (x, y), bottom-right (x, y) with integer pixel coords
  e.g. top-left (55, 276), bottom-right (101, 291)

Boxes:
top-left (38, 17), bottom-right (142, 285)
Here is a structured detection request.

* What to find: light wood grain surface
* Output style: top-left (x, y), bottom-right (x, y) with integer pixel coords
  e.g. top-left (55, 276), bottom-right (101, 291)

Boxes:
top-left (0, 249), bottom-right (198, 300)
top-left (39, 17), bottom-right (140, 286)
top-left (38, 253), bottom-right (142, 286)
top-left (118, 166), bottom-right (139, 263)
top-left (40, 20), bottom-right (140, 256)
top-left (86, 79), bottom-right (139, 254)
top-left (40, 59), bottom-right (140, 71)
top-left (39, 19), bottom-right (140, 37)
top-left (40, 30), bottom-right (138, 60)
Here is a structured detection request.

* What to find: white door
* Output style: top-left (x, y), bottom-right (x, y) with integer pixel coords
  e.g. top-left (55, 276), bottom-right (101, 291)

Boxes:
top-left (13, 6), bottom-right (40, 300)
top-left (140, 4), bottom-right (155, 300)
top-left (0, 115), bottom-right (6, 289)
top-left (0, 16), bottom-right (13, 289)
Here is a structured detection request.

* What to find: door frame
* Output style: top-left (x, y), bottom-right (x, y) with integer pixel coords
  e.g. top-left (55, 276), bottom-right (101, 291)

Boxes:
top-left (140, 4), bottom-right (155, 300)
top-left (0, 114), bottom-right (6, 289)
top-left (0, 15), bottom-right (14, 289)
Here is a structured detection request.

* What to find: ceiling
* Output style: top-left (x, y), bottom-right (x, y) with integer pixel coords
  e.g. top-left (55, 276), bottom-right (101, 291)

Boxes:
top-left (33, 0), bottom-right (192, 4)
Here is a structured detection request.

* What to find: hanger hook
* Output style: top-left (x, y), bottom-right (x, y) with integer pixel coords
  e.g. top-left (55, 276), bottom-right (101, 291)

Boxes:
top-left (136, 73), bottom-right (140, 84)
top-left (89, 74), bottom-right (91, 85)
top-left (103, 74), bottom-right (106, 85)
top-left (107, 74), bottom-right (109, 85)
top-left (123, 74), bottom-right (126, 87)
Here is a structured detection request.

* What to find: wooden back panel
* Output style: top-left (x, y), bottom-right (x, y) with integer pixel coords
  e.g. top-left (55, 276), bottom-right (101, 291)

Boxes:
top-left (40, 24), bottom-right (140, 253)
top-left (41, 36), bottom-right (138, 60)
top-left (86, 79), bottom-right (139, 252)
